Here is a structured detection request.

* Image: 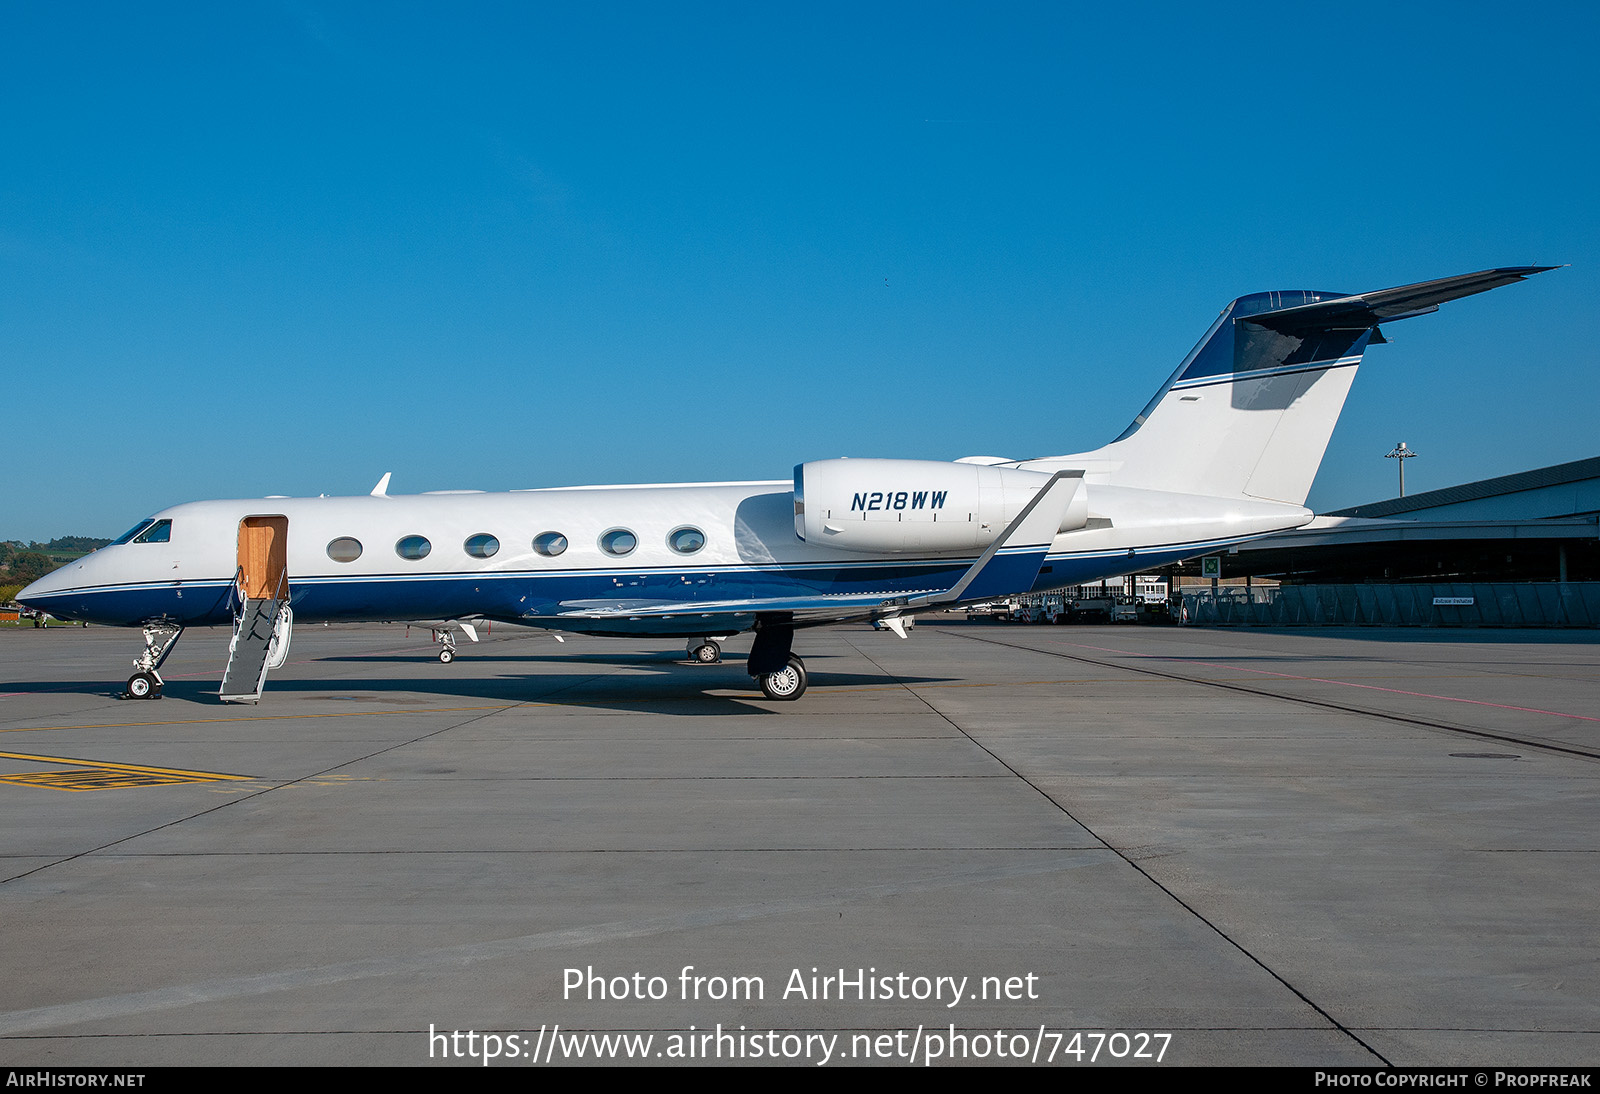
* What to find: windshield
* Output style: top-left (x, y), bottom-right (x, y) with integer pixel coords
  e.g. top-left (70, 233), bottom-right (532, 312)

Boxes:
top-left (111, 519), bottom-right (155, 546)
top-left (133, 520), bottom-right (172, 544)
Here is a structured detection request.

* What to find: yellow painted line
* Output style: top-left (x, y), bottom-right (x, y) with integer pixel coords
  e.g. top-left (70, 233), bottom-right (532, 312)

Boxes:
top-left (0, 770), bottom-right (240, 792)
top-left (0, 750), bottom-right (252, 781)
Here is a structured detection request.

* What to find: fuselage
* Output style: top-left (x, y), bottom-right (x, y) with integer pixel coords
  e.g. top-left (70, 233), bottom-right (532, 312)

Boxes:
top-left (14, 268), bottom-right (1547, 706)
top-left (18, 476), bottom-right (1310, 636)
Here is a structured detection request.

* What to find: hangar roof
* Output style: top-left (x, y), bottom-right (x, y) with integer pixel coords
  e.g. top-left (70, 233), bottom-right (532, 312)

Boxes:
top-left (1327, 456), bottom-right (1600, 521)
top-left (1216, 456), bottom-right (1600, 582)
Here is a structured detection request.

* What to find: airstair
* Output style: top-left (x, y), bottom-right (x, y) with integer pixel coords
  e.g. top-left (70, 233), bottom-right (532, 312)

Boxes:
top-left (219, 575), bottom-right (292, 703)
top-left (220, 515), bottom-right (293, 703)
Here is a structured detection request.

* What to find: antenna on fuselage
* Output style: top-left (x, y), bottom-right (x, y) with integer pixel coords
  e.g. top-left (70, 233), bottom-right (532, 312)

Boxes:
top-left (371, 472), bottom-right (392, 498)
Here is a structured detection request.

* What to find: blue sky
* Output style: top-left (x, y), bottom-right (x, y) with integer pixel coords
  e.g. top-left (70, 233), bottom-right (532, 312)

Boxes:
top-left (4, 2), bottom-right (1596, 541)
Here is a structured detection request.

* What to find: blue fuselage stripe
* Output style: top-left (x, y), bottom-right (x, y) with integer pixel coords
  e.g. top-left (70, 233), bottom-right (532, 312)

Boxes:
top-left (25, 536), bottom-right (1253, 632)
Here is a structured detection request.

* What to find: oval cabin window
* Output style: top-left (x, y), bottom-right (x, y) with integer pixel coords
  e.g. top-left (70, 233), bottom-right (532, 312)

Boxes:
top-left (464, 533), bottom-right (499, 559)
top-left (327, 537), bottom-right (363, 563)
top-left (395, 535), bottom-right (432, 560)
top-left (599, 529), bottom-right (637, 557)
top-left (532, 532), bottom-right (568, 557)
top-left (668, 527), bottom-right (705, 554)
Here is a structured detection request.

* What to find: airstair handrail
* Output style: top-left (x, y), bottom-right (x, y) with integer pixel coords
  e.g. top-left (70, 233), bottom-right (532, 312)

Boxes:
top-left (228, 566), bottom-right (246, 614)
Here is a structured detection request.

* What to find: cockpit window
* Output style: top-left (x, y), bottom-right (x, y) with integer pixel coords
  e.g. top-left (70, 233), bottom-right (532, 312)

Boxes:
top-left (131, 520), bottom-right (172, 544)
top-left (112, 519), bottom-right (156, 546)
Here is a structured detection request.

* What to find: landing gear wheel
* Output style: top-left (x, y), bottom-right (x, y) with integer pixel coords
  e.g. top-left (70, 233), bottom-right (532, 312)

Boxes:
top-left (689, 640), bottom-right (721, 664)
top-left (438, 647), bottom-right (456, 664)
top-left (759, 655), bottom-right (807, 701)
top-left (126, 672), bottom-right (161, 700)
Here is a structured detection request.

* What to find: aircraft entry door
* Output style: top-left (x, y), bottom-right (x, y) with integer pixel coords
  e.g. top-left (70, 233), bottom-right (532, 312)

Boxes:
top-left (222, 516), bottom-right (291, 703)
top-left (238, 516), bottom-right (289, 600)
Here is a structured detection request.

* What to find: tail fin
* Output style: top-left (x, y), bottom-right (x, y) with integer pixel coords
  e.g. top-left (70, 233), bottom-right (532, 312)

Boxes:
top-left (1053, 266), bottom-right (1556, 504)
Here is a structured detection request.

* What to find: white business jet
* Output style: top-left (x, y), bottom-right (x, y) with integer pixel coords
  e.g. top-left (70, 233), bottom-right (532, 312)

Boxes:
top-left (18, 267), bottom-right (1555, 703)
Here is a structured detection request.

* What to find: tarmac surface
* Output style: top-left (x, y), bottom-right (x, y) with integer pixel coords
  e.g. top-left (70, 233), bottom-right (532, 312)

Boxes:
top-left (0, 618), bottom-right (1596, 1067)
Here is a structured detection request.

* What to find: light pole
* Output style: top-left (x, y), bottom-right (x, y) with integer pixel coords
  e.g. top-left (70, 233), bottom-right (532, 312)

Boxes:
top-left (1385, 441), bottom-right (1417, 497)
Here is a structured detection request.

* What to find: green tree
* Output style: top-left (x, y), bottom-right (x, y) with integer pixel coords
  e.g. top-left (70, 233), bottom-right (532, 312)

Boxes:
top-left (6, 552), bottom-right (56, 584)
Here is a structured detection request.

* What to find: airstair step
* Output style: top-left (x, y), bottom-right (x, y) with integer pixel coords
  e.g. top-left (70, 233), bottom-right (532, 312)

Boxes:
top-left (220, 597), bottom-right (281, 702)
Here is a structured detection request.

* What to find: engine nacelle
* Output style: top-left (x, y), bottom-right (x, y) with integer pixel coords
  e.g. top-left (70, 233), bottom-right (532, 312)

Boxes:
top-left (793, 458), bottom-right (1088, 554)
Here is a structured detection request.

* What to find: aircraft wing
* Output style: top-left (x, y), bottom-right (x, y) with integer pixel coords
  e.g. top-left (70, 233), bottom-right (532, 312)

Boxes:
top-left (553, 591), bottom-right (926, 626)
top-left (552, 470), bottom-right (1083, 627)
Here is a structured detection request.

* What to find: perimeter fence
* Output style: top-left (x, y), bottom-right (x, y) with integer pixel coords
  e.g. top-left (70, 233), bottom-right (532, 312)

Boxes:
top-left (1179, 583), bottom-right (1600, 628)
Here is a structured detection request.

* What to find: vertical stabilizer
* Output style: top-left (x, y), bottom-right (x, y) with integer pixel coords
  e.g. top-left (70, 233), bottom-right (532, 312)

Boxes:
top-left (1034, 267), bottom-right (1556, 505)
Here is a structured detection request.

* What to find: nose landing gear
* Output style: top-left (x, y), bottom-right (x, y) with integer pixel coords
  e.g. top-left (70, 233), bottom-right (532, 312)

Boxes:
top-left (432, 629), bottom-right (457, 663)
top-left (686, 638), bottom-right (722, 664)
top-left (125, 621), bottom-right (183, 700)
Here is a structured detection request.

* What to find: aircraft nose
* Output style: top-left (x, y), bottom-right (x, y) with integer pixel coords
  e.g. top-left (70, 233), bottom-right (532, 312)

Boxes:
top-left (16, 550), bottom-right (95, 607)
top-left (16, 568), bottom-right (68, 606)
top-left (15, 547), bottom-right (135, 626)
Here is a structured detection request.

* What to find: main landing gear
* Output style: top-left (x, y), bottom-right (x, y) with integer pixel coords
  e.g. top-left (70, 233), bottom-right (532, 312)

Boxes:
top-left (125, 621), bottom-right (183, 700)
top-left (758, 654), bottom-right (807, 701)
top-left (746, 623), bottom-right (806, 701)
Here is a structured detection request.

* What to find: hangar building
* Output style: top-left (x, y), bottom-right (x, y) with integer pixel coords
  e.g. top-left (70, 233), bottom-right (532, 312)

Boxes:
top-left (1175, 456), bottom-right (1600, 626)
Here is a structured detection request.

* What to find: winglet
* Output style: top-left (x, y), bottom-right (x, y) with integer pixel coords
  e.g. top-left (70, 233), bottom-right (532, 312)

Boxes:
top-left (910, 470), bottom-right (1081, 609)
top-left (371, 472), bottom-right (392, 498)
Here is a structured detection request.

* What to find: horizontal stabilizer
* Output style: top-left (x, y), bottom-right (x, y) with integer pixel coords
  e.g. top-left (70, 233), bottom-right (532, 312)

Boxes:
top-left (1243, 266), bottom-right (1559, 332)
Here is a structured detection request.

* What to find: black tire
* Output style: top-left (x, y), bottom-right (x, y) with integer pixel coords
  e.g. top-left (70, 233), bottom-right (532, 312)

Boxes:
top-left (126, 672), bottom-right (160, 700)
top-left (691, 640), bottom-right (721, 664)
top-left (759, 655), bottom-right (807, 701)
top-left (438, 647), bottom-right (455, 664)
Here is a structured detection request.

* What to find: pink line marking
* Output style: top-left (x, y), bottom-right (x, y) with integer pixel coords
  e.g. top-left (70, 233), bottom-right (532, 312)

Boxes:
top-left (1056, 640), bottom-right (1600, 725)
